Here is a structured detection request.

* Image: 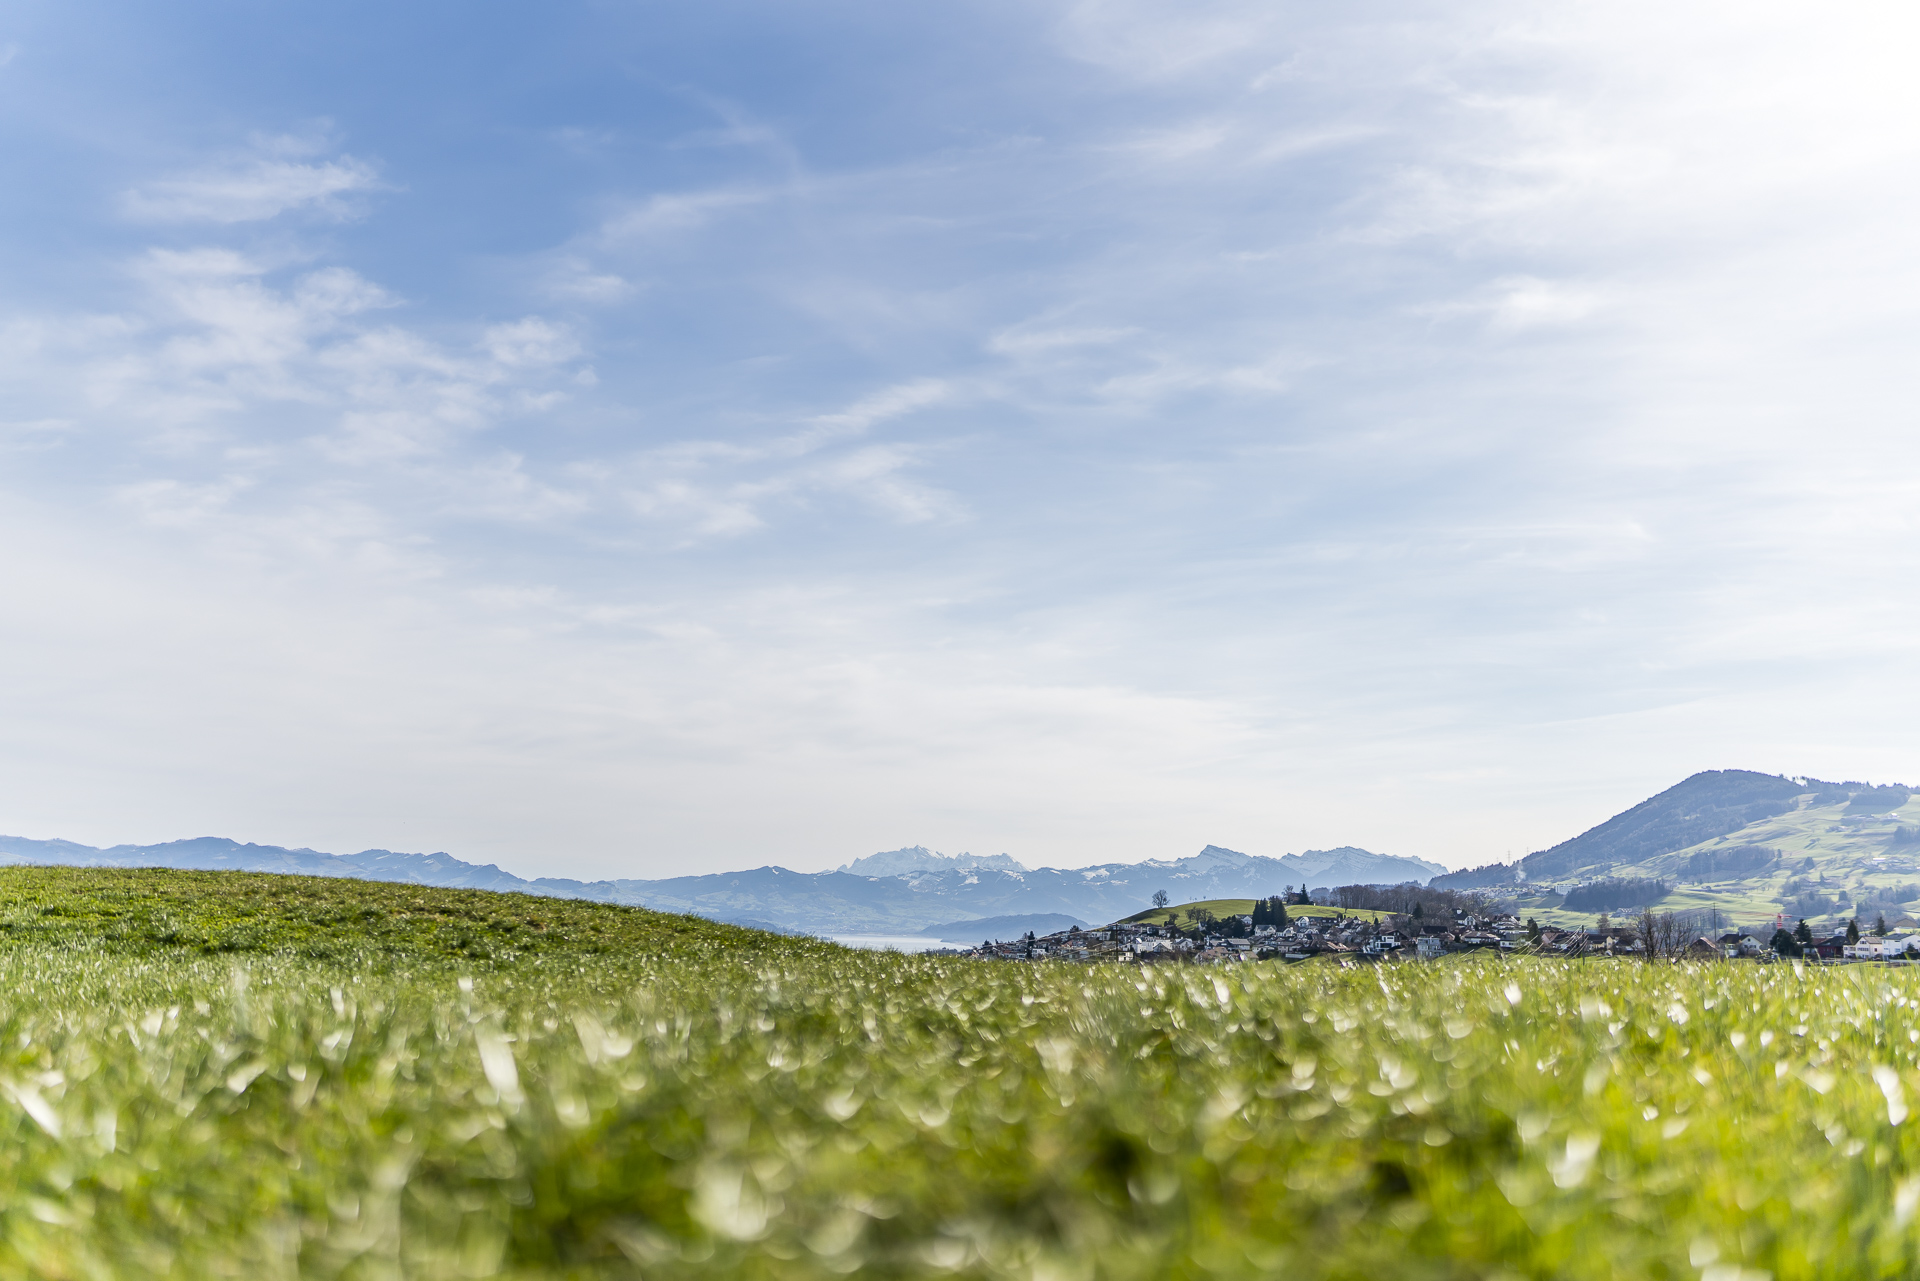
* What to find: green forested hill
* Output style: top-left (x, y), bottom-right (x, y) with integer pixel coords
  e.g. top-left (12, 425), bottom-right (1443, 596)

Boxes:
top-left (1439, 771), bottom-right (1920, 928)
top-left (1518, 770), bottom-right (1807, 879)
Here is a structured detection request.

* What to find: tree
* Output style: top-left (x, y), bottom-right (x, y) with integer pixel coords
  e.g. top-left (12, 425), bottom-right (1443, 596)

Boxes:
top-left (1596, 912), bottom-right (1610, 931)
top-left (1412, 901), bottom-right (1425, 920)
top-left (1637, 909), bottom-right (1659, 960)
top-left (1771, 927), bottom-right (1800, 957)
top-left (1152, 890), bottom-right (1169, 909)
top-left (1877, 913), bottom-right (1890, 937)
top-left (1526, 917), bottom-right (1542, 943)
top-left (1794, 919), bottom-right (1813, 946)
top-left (1847, 917), bottom-right (1862, 945)
top-left (1635, 909), bottom-right (1698, 962)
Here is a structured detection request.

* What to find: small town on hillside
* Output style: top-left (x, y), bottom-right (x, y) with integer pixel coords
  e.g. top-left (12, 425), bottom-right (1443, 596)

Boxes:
top-left (950, 891), bottom-right (1920, 964)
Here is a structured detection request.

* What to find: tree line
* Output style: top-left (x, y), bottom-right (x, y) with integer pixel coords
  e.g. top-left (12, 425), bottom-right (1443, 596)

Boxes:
top-left (1324, 881), bottom-right (1507, 918)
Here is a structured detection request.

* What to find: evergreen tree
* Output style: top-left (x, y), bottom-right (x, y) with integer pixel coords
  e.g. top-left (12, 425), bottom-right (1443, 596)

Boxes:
top-left (1794, 919), bottom-right (1814, 945)
top-left (1847, 917), bottom-right (1861, 945)
top-left (1771, 927), bottom-right (1800, 957)
top-left (1877, 913), bottom-right (1890, 937)
top-left (1252, 895), bottom-right (1288, 929)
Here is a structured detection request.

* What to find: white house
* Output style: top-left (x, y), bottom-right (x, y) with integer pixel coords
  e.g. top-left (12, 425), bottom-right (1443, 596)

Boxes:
top-left (1844, 934), bottom-right (1920, 960)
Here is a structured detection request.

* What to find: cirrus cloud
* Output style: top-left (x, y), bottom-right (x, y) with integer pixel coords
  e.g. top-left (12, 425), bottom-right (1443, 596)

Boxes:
top-left (120, 133), bottom-right (384, 224)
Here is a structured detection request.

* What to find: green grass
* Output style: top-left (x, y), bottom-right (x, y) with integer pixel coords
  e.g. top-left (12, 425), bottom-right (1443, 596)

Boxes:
top-left (1120, 898), bottom-right (1390, 926)
top-left (6, 868), bottom-right (1920, 1277)
top-left (0, 866), bottom-right (806, 967)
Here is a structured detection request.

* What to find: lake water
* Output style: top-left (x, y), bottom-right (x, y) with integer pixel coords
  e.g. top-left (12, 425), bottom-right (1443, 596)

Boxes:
top-left (828, 934), bottom-right (955, 953)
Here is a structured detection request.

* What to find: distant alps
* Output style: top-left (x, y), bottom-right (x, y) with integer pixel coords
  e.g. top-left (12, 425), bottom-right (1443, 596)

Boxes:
top-left (0, 835), bottom-right (1442, 936)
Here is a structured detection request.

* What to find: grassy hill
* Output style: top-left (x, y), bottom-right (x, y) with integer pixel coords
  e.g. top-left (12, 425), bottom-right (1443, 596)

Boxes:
top-left (1120, 897), bottom-right (1391, 926)
top-left (0, 867), bottom-right (1916, 1277)
top-left (0, 865), bottom-right (816, 966)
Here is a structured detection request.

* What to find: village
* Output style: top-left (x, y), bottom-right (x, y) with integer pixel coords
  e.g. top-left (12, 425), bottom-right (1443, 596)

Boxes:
top-left (953, 904), bottom-right (1920, 965)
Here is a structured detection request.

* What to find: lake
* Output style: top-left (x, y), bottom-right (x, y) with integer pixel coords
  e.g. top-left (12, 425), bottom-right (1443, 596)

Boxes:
top-left (827, 934), bottom-right (954, 953)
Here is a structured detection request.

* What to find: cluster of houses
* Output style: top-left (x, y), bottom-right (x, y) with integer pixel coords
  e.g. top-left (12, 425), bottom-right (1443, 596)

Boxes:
top-left (960, 911), bottom-right (1526, 964)
top-left (956, 911), bottom-right (1920, 965)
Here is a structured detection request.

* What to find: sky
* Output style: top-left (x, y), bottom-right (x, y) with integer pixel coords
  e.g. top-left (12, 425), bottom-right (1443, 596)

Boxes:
top-left (3, 0), bottom-right (1919, 880)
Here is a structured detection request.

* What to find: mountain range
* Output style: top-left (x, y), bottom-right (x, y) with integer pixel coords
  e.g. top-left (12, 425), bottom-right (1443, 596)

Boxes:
top-left (0, 834), bottom-right (1439, 936)
top-left (10, 769), bottom-right (1905, 935)
top-left (836, 847), bottom-right (1028, 876)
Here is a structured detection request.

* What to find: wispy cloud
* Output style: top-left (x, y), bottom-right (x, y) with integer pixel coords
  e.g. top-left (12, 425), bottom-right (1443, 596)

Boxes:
top-left (595, 188), bottom-right (769, 242)
top-left (614, 379), bottom-right (961, 541)
top-left (121, 134), bottom-right (383, 224)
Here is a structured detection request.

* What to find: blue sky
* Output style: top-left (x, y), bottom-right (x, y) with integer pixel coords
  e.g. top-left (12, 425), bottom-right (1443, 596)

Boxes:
top-left (3, 0), bottom-right (1919, 879)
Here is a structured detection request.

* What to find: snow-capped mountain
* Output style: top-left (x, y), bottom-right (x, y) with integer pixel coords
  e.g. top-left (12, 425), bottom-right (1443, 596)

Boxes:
top-left (835, 846), bottom-right (1028, 876)
top-left (0, 835), bottom-right (1442, 936)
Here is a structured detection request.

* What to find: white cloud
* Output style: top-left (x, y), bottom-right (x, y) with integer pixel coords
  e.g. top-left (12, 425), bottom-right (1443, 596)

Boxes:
top-left (596, 188), bottom-right (768, 242)
top-left (1058, 0), bottom-right (1273, 81)
top-left (121, 136), bottom-right (383, 224)
top-left (1416, 275), bottom-right (1605, 331)
top-left (115, 475), bottom-right (254, 527)
top-left (481, 317), bottom-right (582, 369)
top-left (540, 257), bottom-right (637, 303)
top-left (583, 377), bottom-right (965, 543)
top-left (2, 242), bottom-right (591, 548)
top-left (810, 443), bottom-right (958, 523)
top-left (799, 378), bottom-right (951, 442)
top-left (986, 325), bottom-right (1136, 357)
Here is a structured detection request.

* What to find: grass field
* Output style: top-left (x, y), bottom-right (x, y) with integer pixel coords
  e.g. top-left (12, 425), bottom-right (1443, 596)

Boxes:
top-left (4, 867), bottom-right (1920, 1278)
top-left (1120, 898), bottom-right (1390, 926)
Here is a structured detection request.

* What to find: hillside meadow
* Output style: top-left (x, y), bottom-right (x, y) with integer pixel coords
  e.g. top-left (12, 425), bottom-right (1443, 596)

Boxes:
top-left (0, 868), bottom-right (1915, 1278)
top-left (1122, 899), bottom-right (1390, 927)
